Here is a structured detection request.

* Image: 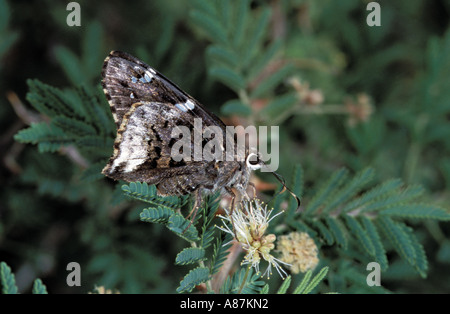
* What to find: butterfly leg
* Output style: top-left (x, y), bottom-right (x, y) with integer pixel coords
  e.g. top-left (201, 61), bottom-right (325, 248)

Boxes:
top-left (225, 186), bottom-right (237, 214)
top-left (224, 186), bottom-right (241, 239)
top-left (248, 182), bottom-right (257, 199)
top-left (183, 187), bottom-right (203, 234)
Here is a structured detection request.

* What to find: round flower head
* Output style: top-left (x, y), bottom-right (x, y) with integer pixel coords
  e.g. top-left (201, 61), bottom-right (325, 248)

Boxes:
top-left (217, 198), bottom-right (291, 279)
top-left (276, 231), bottom-right (319, 274)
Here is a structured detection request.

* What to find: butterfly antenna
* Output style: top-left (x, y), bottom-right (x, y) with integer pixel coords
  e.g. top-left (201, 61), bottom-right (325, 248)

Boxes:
top-left (271, 170), bottom-right (301, 209)
top-left (259, 160), bottom-right (301, 209)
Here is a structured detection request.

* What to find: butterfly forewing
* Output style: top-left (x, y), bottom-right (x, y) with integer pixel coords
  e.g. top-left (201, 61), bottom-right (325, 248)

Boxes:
top-left (101, 51), bottom-right (244, 196)
top-left (102, 51), bottom-right (226, 130)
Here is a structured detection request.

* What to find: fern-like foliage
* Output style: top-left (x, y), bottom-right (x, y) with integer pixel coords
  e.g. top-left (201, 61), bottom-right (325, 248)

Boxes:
top-left (125, 182), bottom-right (228, 291)
top-left (32, 279), bottom-right (49, 294)
top-left (1, 262), bottom-right (48, 294)
top-left (220, 268), bottom-right (266, 294)
top-left (175, 247), bottom-right (206, 266)
top-left (0, 262), bottom-right (18, 294)
top-left (275, 164), bottom-right (450, 279)
top-left (14, 80), bottom-right (115, 182)
top-left (123, 182), bottom-right (185, 210)
top-left (190, 0), bottom-right (296, 124)
top-left (274, 266), bottom-right (329, 294)
top-left (54, 22), bottom-right (104, 86)
top-left (12, 79), bottom-right (123, 213)
top-left (210, 233), bottom-right (233, 276)
top-left (176, 267), bottom-right (210, 293)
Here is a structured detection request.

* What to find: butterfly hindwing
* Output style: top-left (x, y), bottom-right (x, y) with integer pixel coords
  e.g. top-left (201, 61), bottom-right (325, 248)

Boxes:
top-left (102, 100), bottom-right (220, 194)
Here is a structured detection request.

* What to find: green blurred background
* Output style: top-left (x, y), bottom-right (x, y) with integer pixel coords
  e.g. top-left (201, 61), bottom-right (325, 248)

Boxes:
top-left (1, 0), bottom-right (450, 293)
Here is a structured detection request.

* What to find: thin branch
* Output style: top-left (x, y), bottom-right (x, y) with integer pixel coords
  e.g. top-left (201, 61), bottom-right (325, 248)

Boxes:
top-left (211, 242), bottom-right (243, 293)
top-left (6, 90), bottom-right (89, 169)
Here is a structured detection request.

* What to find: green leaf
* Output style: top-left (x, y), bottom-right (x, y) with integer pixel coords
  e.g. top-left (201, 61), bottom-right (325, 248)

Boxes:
top-left (1, 262), bottom-right (18, 294)
top-left (325, 217), bottom-right (348, 249)
top-left (26, 79), bottom-right (77, 118)
top-left (189, 9), bottom-right (227, 45)
top-left (221, 99), bottom-right (251, 116)
top-left (200, 226), bottom-right (216, 250)
top-left (140, 206), bottom-right (175, 224)
top-left (402, 224), bottom-right (428, 278)
top-left (361, 217), bottom-right (388, 270)
top-left (14, 122), bottom-right (71, 153)
top-left (250, 64), bottom-right (295, 98)
top-left (260, 284), bottom-right (269, 294)
top-left (154, 16), bottom-right (176, 61)
top-left (54, 46), bottom-right (85, 85)
top-left (224, 268), bottom-right (265, 294)
top-left (286, 163), bottom-right (304, 219)
top-left (380, 204), bottom-right (450, 220)
top-left (77, 85), bottom-right (115, 136)
top-left (311, 219), bottom-right (334, 245)
top-left (176, 267), bottom-right (210, 293)
top-left (210, 233), bottom-right (233, 275)
top-left (206, 45), bottom-right (239, 69)
top-left (247, 39), bottom-right (282, 82)
top-left (321, 167), bottom-right (375, 215)
top-left (209, 66), bottom-right (246, 91)
top-left (301, 266), bottom-right (329, 294)
top-left (344, 215), bottom-right (375, 257)
top-left (342, 178), bottom-right (403, 213)
top-left (52, 116), bottom-right (97, 138)
top-left (80, 161), bottom-right (107, 182)
top-left (81, 21), bottom-right (103, 78)
top-left (304, 168), bottom-right (349, 216)
top-left (361, 185), bottom-right (424, 213)
top-left (175, 247), bottom-right (206, 265)
top-left (122, 182), bottom-right (182, 209)
top-left (377, 217), bottom-right (417, 267)
top-left (259, 93), bottom-right (298, 121)
top-left (231, 0), bottom-right (250, 49)
top-left (241, 7), bottom-right (271, 66)
top-left (292, 269), bottom-right (312, 294)
top-left (276, 275), bottom-right (291, 294)
top-left (217, 0), bottom-right (232, 34)
top-left (167, 213), bottom-right (200, 242)
top-left (32, 279), bottom-right (48, 294)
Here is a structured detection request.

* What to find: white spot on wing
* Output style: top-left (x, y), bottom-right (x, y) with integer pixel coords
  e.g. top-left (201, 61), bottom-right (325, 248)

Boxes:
top-left (111, 105), bottom-right (153, 172)
top-left (175, 103), bottom-right (188, 112)
top-left (144, 71), bottom-right (154, 82)
top-left (185, 100), bottom-right (195, 110)
top-left (175, 100), bottom-right (195, 112)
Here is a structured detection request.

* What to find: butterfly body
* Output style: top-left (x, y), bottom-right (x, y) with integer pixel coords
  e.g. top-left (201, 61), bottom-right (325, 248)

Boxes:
top-left (101, 51), bottom-right (258, 198)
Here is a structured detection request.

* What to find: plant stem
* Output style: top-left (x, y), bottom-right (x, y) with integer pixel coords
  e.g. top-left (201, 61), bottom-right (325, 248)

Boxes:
top-left (270, 103), bottom-right (348, 125)
top-left (191, 241), bottom-right (213, 293)
top-left (404, 114), bottom-right (429, 183)
top-left (237, 266), bottom-right (251, 294)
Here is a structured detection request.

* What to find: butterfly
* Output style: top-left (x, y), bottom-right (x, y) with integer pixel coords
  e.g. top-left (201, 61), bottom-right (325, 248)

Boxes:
top-left (101, 51), bottom-right (265, 215)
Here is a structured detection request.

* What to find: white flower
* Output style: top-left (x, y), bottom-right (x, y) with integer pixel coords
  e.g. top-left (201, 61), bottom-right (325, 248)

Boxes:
top-left (217, 198), bottom-right (291, 279)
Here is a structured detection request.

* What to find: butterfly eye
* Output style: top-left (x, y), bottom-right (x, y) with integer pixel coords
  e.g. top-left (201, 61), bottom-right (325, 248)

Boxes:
top-left (246, 153), bottom-right (261, 170)
top-left (249, 157), bottom-right (259, 165)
